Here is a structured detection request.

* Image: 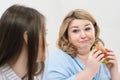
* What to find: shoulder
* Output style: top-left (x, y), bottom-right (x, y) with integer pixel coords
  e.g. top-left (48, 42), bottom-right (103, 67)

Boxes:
top-left (34, 74), bottom-right (42, 80)
top-left (43, 49), bottom-right (77, 80)
top-left (48, 49), bottom-right (73, 63)
top-left (0, 64), bottom-right (6, 73)
top-left (49, 49), bottom-right (71, 59)
top-left (0, 64), bottom-right (8, 80)
top-left (0, 72), bottom-right (5, 80)
top-left (46, 49), bottom-right (74, 66)
top-left (0, 64), bottom-right (27, 80)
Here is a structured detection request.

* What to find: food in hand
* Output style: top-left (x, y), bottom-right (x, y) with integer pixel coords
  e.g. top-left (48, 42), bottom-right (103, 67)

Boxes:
top-left (92, 42), bottom-right (108, 64)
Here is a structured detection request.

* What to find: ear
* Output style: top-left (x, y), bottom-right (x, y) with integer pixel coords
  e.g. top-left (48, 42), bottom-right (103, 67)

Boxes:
top-left (23, 31), bottom-right (28, 44)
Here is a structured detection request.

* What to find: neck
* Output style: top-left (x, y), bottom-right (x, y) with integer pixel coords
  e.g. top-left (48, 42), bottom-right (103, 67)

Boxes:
top-left (77, 54), bottom-right (88, 64)
top-left (77, 49), bottom-right (90, 64)
top-left (11, 44), bottom-right (28, 78)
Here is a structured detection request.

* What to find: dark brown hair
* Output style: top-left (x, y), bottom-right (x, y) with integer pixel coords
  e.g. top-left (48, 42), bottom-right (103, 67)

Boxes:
top-left (0, 4), bottom-right (46, 80)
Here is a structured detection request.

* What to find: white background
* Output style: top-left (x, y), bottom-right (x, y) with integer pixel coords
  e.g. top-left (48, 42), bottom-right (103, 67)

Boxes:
top-left (0, 0), bottom-right (120, 62)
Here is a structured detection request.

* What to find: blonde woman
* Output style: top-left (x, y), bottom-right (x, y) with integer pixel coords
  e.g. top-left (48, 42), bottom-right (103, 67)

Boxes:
top-left (43, 9), bottom-right (120, 80)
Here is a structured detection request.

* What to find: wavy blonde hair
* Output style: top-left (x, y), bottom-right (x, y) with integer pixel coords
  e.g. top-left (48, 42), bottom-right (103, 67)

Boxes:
top-left (57, 9), bottom-right (104, 57)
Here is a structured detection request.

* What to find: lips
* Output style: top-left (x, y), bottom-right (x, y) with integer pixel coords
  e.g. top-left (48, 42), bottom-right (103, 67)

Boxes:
top-left (80, 39), bottom-right (89, 43)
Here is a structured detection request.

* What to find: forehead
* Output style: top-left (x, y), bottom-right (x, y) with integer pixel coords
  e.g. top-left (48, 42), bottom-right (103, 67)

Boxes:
top-left (69, 19), bottom-right (92, 28)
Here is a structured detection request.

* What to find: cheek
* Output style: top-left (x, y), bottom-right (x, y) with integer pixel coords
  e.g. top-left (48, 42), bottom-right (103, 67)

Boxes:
top-left (37, 45), bottom-right (42, 62)
top-left (37, 43), bottom-right (45, 62)
top-left (68, 34), bottom-right (79, 47)
top-left (37, 38), bottom-right (44, 62)
top-left (69, 37), bottom-right (75, 43)
top-left (91, 33), bottom-right (95, 39)
top-left (68, 32), bottom-right (76, 42)
top-left (90, 31), bottom-right (96, 43)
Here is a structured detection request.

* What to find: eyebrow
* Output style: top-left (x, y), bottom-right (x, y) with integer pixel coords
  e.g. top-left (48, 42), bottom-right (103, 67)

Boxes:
top-left (71, 24), bottom-right (90, 28)
top-left (70, 23), bottom-right (91, 29)
top-left (84, 23), bottom-right (91, 27)
top-left (71, 26), bottom-right (79, 28)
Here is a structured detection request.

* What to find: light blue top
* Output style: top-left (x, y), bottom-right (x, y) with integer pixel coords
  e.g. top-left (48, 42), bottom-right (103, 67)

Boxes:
top-left (43, 49), bottom-right (111, 80)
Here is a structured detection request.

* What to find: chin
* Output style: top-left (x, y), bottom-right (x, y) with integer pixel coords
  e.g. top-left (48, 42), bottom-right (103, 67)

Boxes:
top-left (79, 46), bottom-right (90, 50)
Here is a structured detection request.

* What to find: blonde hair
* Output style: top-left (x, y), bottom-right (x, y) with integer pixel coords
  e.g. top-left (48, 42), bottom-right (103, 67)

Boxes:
top-left (57, 9), bottom-right (103, 57)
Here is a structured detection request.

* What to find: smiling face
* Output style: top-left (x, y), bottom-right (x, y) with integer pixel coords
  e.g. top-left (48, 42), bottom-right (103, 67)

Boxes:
top-left (68, 19), bottom-right (95, 53)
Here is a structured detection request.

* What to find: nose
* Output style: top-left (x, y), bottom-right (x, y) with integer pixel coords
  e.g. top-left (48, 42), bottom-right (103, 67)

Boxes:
top-left (80, 31), bottom-right (86, 38)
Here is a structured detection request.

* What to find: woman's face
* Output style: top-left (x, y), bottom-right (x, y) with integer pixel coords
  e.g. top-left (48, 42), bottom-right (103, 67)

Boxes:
top-left (37, 33), bottom-right (43, 62)
top-left (68, 19), bottom-right (95, 52)
top-left (37, 29), bottom-right (47, 62)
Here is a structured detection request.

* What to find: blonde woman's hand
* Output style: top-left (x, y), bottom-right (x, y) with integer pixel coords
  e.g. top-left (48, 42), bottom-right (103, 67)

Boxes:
top-left (106, 49), bottom-right (119, 80)
top-left (85, 49), bottom-right (104, 76)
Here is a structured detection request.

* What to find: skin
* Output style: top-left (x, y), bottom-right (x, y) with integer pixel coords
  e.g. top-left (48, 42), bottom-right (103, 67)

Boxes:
top-left (11, 32), bottom-right (44, 78)
top-left (68, 19), bottom-right (120, 80)
top-left (68, 19), bottom-right (95, 55)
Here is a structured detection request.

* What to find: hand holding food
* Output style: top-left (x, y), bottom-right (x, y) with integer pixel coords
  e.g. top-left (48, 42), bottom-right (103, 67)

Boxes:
top-left (92, 42), bottom-right (108, 64)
